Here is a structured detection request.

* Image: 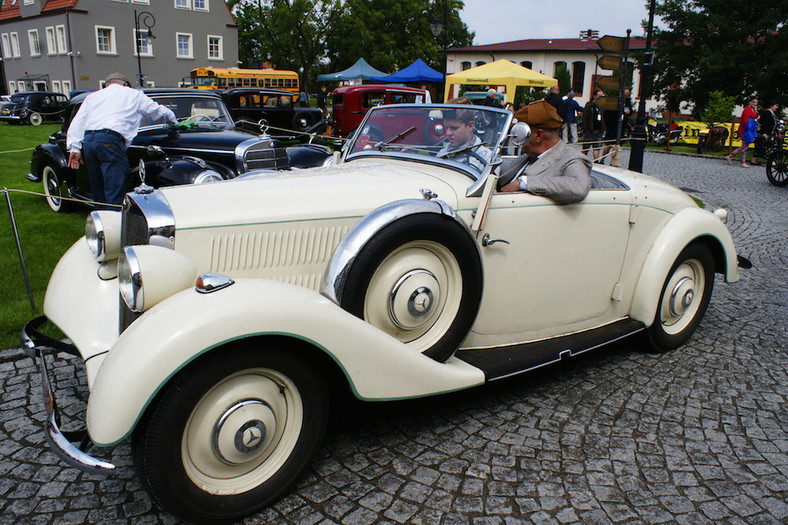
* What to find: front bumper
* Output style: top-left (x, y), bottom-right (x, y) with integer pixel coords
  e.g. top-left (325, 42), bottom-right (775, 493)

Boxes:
top-left (21, 316), bottom-right (116, 475)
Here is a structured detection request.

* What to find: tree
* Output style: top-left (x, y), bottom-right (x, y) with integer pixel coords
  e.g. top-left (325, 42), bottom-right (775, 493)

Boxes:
top-left (324, 0), bottom-right (474, 75)
top-left (650, 0), bottom-right (788, 116)
top-left (230, 0), bottom-right (340, 92)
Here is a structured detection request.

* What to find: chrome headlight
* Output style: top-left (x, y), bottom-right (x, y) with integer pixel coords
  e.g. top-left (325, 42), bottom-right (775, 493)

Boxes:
top-left (118, 247), bottom-right (143, 312)
top-left (194, 169), bottom-right (223, 184)
top-left (86, 211), bottom-right (122, 262)
top-left (118, 245), bottom-right (197, 313)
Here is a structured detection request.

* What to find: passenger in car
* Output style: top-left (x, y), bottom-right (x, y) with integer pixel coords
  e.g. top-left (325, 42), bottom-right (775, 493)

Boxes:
top-left (499, 99), bottom-right (592, 203)
top-left (436, 107), bottom-right (492, 172)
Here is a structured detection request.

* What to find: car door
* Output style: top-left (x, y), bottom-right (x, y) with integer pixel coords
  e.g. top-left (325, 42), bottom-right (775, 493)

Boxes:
top-left (472, 174), bottom-right (633, 340)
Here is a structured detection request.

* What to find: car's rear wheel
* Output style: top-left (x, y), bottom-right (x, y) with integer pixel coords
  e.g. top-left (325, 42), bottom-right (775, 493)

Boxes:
top-left (42, 161), bottom-right (70, 213)
top-left (340, 214), bottom-right (482, 362)
top-left (766, 149), bottom-right (788, 186)
top-left (646, 243), bottom-right (715, 352)
top-left (28, 112), bottom-right (43, 126)
top-left (133, 345), bottom-right (328, 524)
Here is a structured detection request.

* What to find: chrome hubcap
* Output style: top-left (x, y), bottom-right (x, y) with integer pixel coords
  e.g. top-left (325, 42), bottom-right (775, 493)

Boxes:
top-left (669, 276), bottom-right (694, 317)
top-left (214, 399), bottom-right (276, 465)
top-left (389, 269), bottom-right (440, 329)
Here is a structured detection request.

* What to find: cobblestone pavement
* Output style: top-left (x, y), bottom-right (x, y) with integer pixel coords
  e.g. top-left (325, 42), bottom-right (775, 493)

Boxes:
top-left (1, 150), bottom-right (786, 524)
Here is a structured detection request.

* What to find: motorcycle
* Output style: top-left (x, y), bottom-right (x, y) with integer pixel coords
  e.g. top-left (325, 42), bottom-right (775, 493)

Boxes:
top-left (647, 118), bottom-right (682, 145)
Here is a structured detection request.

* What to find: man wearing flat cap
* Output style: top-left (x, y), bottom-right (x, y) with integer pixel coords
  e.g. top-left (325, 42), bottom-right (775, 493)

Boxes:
top-left (67, 72), bottom-right (178, 209)
top-left (499, 99), bottom-right (592, 203)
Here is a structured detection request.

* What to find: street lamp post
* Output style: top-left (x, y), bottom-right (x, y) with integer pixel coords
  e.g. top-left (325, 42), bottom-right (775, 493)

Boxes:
top-left (430, 0), bottom-right (448, 102)
top-left (134, 10), bottom-right (156, 88)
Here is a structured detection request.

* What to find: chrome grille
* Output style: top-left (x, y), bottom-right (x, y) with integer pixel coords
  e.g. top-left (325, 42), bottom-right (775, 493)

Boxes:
top-left (237, 139), bottom-right (289, 172)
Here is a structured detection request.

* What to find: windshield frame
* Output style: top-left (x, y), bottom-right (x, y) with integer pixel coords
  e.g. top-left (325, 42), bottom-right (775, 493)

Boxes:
top-left (342, 103), bottom-right (513, 181)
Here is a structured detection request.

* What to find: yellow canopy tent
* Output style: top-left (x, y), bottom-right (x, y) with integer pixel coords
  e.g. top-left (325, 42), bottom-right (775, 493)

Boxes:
top-left (444, 60), bottom-right (558, 101)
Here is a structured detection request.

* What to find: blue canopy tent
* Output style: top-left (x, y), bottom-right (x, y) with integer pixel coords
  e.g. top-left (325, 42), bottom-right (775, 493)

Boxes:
top-left (369, 59), bottom-right (443, 84)
top-left (317, 58), bottom-right (388, 82)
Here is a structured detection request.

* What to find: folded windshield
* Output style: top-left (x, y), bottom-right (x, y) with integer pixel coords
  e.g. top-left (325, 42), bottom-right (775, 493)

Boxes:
top-left (346, 104), bottom-right (511, 175)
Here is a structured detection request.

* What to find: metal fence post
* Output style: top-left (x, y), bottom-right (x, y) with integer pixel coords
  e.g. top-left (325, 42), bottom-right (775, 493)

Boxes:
top-left (3, 188), bottom-right (37, 314)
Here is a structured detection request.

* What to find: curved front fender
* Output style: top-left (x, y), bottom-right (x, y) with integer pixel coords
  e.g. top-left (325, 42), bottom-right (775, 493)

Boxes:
top-left (87, 279), bottom-right (485, 446)
top-left (630, 207), bottom-right (739, 326)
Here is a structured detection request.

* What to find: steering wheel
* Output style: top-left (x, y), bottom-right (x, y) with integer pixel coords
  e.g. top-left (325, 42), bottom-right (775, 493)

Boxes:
top-left (189, 114), bottom-right (216, 123)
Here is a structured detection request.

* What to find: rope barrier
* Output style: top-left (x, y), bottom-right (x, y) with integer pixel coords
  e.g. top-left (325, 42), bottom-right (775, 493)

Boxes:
top-left (2, 187), bottom-right (122, 209)
top-left (0, 146), bottom-right (37, 155)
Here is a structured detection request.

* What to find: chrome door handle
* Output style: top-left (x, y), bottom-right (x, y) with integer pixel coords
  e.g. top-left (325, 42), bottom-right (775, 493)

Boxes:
top-left (482, 233), bottom-right (510, 247)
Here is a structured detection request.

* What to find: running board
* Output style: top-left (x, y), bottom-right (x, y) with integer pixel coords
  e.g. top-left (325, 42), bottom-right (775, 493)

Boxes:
top-left (456, 319), bottom-right (645, 381)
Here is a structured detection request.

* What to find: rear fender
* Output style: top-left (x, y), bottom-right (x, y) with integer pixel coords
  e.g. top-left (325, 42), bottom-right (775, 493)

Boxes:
top-left (87, 279), bottom-right (485, 446)
top-left (630, 207), bottom-right (739, 326)
top-left (31, 143), bottom-right (68, 176)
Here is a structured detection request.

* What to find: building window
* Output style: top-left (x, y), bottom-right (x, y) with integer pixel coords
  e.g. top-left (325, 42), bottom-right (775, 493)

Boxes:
top-left (63, 80), bottom-right (72, 95)
top-left (176, 33), bottom-right (193, 58)
top-left (553, 61), bottom-right (566, 77)
top-left (95, 26), bottom-right (117, 54)
top-left (475, 61), bottom-right (486, 67)
top-left (194, 0), bottom-right (208, 10)
top-left (461, 61), bottom-right (471, 71)
top-left (56, 25), bottom-right (67, 54)
top-left (28, 29), bottom-right (40, 57)
top-left (520, 61), bottom-right (532, 70)
top-left (1, 34), bottom-right (10, 59)
top-left (10, 32), bottom-right (21, 57)
top-left (134, 29), bottom-right (153, 56)
top-left (175, 0), bottom-right (191, 9)
top-left (207, 35), bottom-right (222, 59)
top-left (132, 0), bottom-right (150, 3)
top-left (571, 61), bottom-right (585, 95)
top-left (52, 80), bottom-right (61, 93)
top-left (46, 27), bottom-right (56, 55)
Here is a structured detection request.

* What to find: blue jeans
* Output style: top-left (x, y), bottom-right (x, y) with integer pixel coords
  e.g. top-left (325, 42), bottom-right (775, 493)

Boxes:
top-left (82, 130), bottom-right (128, 209)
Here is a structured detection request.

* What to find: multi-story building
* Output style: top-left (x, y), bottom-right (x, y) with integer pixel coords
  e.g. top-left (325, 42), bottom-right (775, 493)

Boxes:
top-left (447, 37), bottom-right (653, 110)
top-left (0, 0), bottom-right (238, 95)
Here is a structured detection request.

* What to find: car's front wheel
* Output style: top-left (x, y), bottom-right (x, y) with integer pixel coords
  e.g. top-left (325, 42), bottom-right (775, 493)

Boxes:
top-left (28, 111), bottom-right (43, 126)
top-left (647, 243), bottom-right (715, 352)
top-left (340, 214), bottom-right (483, 362)
top-left (292, 114), bottom-right (314, 132)
top-left (41, 161), bottom-right (70, 213)
top-left (133, 344), bottom-right (328, 524)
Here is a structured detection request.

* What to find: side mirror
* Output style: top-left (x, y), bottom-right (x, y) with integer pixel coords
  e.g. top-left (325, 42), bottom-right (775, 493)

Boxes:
top-left (510, 122), bottom-right (531, 145)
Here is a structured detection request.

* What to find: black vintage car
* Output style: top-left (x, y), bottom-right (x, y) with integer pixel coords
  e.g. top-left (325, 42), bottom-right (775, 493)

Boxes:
top-left (29, 88), bottom-right (333, 212)
top-left (1, 91), bottom-right (69, 125)
top-left (221, 88), bottom-right (327, 135)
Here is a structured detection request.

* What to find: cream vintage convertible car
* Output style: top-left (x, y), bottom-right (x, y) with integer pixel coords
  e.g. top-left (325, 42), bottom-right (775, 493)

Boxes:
top-left (22, 103), bottom-right (746, 523)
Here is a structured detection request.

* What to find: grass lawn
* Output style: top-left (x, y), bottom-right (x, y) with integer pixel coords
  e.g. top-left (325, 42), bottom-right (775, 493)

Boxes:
top-left (0, 123), bottom-right (87, 350)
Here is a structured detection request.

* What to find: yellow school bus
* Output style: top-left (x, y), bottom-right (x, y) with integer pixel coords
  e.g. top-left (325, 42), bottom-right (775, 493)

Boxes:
top-left (189, 67), bottom-right (300, 93)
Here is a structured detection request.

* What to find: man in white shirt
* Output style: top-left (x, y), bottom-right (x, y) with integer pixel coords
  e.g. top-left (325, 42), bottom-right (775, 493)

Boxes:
top-left (66, 72), bottom-right (178, 208)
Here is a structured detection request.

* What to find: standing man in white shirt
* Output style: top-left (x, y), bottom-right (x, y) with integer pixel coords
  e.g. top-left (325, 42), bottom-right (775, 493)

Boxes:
top-left (66, 72), bottom-right (178, 208)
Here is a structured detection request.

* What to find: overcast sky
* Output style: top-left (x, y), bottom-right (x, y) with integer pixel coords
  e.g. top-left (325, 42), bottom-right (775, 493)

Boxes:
top-left (460, 0), bottom-right (658, 44)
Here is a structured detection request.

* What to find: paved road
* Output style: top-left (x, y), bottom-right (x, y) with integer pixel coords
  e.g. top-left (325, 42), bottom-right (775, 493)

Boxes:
top-left (1, 150), bottom-right (786, 524)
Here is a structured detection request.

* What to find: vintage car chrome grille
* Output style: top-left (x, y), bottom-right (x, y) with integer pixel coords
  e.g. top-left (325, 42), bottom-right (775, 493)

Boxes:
top-left (119, 191), bottom-right (177, 332)
top-left (208, 225), bottom-right (350, 291)
top-left (237, 139), bottom-right (289, 173)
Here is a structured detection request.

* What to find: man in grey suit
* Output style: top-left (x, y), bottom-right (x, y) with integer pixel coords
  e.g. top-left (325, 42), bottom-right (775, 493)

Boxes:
top-left (499, 99), bottom-right (592, 203)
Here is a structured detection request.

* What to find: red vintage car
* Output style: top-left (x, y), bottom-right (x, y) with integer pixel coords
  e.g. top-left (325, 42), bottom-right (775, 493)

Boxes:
top-left (331, 84), bottom-right (428, 137)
